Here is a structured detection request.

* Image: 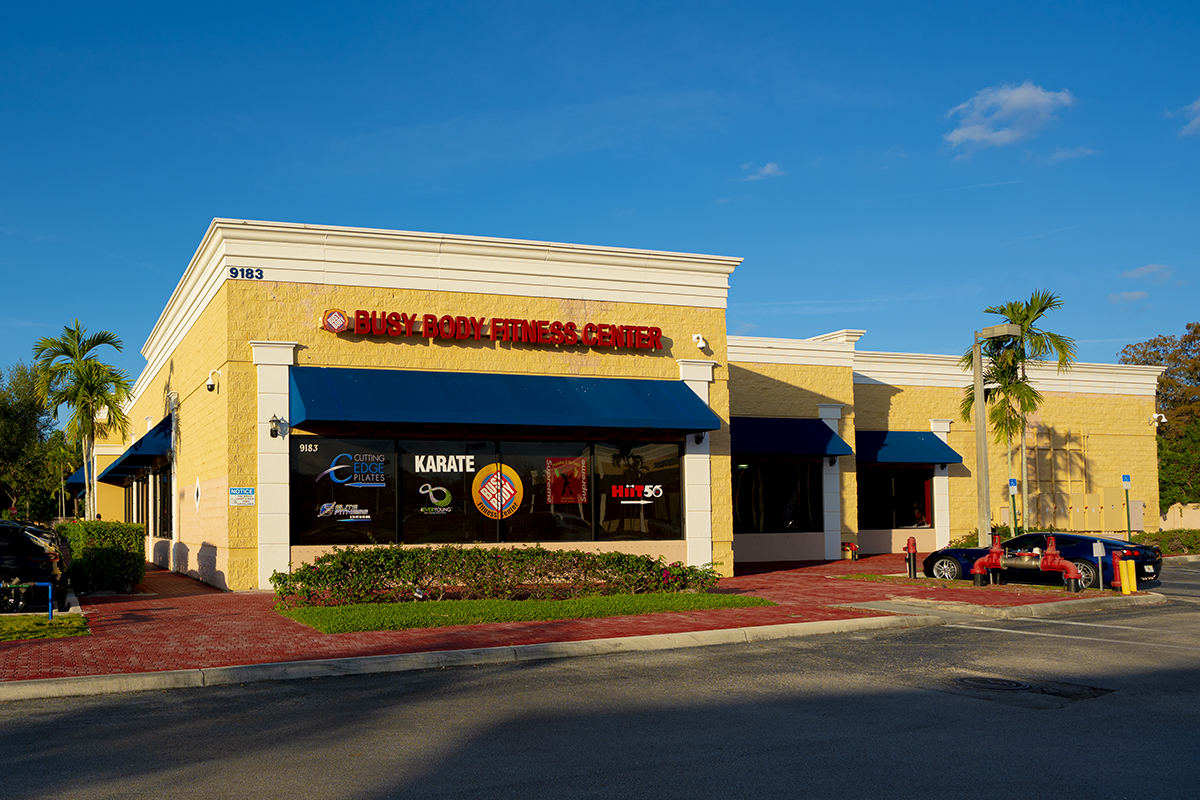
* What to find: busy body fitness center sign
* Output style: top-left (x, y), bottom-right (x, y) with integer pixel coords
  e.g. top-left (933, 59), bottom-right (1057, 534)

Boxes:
top-left (320, 309), bottom-right (664, 351)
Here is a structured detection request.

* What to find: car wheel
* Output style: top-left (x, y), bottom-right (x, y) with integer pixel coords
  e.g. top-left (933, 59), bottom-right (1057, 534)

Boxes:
top-left (1069, 559), bottom-right (1098, 590)
top-left (931, 557), bottom-right (963, 581)
top-left (0, 582), bottom-right (28, 613)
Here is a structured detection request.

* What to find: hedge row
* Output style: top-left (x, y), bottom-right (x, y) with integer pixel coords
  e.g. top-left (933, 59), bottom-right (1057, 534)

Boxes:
top-left (270, 546), bottom-right (721, 607)
top-left (56, 521), bottom-right (147, 592)
top-left (1133, 529), bottom-right (1200, 555)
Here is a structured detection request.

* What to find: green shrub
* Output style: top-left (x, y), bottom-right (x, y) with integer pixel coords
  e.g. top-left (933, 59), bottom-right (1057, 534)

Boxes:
top-left (271, 545), bottom-right (722, 608)
top-left (1133, 529), bottom-right (1200, 555)
top-left (56, 521), bottom-right (146, 592)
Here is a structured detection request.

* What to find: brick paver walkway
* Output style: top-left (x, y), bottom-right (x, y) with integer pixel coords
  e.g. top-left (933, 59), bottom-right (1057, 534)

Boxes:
top-left (0, 556), bottom-right (1088, 683)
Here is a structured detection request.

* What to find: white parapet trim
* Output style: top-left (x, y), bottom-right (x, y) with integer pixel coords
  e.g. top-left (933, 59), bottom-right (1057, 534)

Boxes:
top-left (728, 335), bottom-right (857, 367)
top-left (130, 219), bottom-right (741, 407)
top-left (853, 350), bottom-right (1164, 395)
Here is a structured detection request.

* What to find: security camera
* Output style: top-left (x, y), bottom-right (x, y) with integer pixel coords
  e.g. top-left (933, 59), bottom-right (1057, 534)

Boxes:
top-left (206, 376), bottom-right (215, 392)
top-left (692, 333), bottom-right (708, 350)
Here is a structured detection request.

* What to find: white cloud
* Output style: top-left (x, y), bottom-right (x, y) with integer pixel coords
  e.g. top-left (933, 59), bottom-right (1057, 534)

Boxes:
top-left (1121, 263), bottom-right (1174, 284)
top-left (1044, 146), bottom-right (1096, 164)
top-left (1181, 98), bottom-right (1200, 136)
top-left (1109, 291), bottom-right (1148, 304)
top-left (742, 162), bottom-right (785, 181)
top-left (945, 82), bottom-right (1076, 154)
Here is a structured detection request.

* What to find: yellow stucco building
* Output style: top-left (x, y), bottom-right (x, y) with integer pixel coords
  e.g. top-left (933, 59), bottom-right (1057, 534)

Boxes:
top-left (92, 219), bottom-right (1164, 590)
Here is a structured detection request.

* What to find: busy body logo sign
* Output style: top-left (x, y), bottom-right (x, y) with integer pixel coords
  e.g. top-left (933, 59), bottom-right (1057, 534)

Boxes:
top-left (471, 463), bottom-right (524, 519)
top-left (321, 310), bottom-right (666, 351)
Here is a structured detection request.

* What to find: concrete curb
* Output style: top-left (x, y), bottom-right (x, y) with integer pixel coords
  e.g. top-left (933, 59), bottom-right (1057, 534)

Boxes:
top-left (1164, 554), bottom-right (1200, 564)
top-left (0, 614), bottom-right (943, 702)
top-left (839, 591), bottom-right (1167, 620)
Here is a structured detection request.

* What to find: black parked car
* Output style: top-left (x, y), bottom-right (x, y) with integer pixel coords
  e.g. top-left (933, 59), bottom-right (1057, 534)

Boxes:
top-left (923, 532), bottom-right (1162, 590)
top-left (0, 520), bottom-right (71, 612)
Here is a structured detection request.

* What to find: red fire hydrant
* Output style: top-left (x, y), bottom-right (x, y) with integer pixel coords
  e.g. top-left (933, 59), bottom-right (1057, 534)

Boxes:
top-left (971, 534), bottom-right (1004, 586)
top-left (1039, 535), bottom-right (1084, 592)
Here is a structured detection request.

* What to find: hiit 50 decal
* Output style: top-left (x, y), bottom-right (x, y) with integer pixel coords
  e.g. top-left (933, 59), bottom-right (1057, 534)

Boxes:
top-left (471, 463), bottom-right (524, 520)
top-left (321, 310), bottom-right (665, 351)
top-left (611, 484), bottom-right (663, 505)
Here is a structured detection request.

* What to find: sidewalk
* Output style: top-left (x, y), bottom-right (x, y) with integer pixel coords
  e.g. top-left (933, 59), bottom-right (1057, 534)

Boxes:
top-left (0, 555), bottom-right (1162, 695)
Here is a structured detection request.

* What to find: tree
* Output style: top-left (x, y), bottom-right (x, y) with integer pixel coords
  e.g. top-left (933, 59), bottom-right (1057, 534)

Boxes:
top-left (32, 320), bottom-right (133, 520)
top-left (1120, 322), bottom-right (1200, 511)
top-left (0, 362), bottom-right (54, 515)
top-left (961, 290), bottom-right (1076, 530)
top-left (960, 336), bottom-right (1043, 531)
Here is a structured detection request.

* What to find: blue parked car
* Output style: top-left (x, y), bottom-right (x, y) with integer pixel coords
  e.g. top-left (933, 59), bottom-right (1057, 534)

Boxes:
top-left (922, 532), bottom-right (1162, 590)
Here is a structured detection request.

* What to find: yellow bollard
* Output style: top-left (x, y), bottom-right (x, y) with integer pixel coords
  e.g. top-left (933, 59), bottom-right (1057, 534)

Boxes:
top-left (1120, 559), bottom-right (1135, 595)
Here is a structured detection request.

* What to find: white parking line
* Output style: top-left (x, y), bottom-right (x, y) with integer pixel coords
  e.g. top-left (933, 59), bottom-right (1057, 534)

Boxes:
top-left (1023, 618), bottom-right (1167, 632)
top-left (947, 624), bottom-right (1200, 652)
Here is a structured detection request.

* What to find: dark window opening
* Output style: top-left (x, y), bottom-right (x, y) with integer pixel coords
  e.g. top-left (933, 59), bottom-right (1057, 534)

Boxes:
top-left (731, 459), bottom-right (823, 534)
top-left (857, 466), bottom-right (933, 530)
top-left (290, 436), bottom-right (683, 546)
top-left (154, 468), bottom-right (172, 538)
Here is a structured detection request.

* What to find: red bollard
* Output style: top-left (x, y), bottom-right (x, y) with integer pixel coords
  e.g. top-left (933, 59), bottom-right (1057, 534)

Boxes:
top-left (1111, 551), bottom-right (1123, 591)
top-left (904, 536), bottom-right (918, 579)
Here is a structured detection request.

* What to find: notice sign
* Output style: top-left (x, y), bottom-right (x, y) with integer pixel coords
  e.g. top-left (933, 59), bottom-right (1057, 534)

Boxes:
top-left (1122, 474), bottom-right (1131, 489)
top-left (229, 487), bottom-right (256, 507)
top-left (546, 457), bottom-right (588, 504)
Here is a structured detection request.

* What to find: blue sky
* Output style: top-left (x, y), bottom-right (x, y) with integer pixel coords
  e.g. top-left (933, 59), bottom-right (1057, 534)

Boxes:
top-left (2, 1), bottom-right (1197, 382)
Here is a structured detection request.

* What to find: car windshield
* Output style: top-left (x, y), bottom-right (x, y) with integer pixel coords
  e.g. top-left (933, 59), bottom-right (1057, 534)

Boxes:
top-left (1002, 534), bottom-right (1047, 552)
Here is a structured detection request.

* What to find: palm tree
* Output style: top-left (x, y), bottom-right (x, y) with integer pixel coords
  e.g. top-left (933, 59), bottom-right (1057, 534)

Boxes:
top-left (32, 321), bottom-right (133, 520)
top-left (962, 291), bottom-right (1076, 531)
top-left (960, 337), bottom-right (1043, 532)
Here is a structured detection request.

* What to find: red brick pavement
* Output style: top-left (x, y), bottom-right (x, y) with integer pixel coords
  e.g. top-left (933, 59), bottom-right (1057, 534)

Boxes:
top-left (0, 555), bottom-right (1086, 683)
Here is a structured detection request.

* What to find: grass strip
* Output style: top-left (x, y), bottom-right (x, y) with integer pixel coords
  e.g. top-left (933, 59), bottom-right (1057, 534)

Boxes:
top-left (280, 593), bottom-right (776, 634)
top-left (0, 615), bottom-right (90, 643)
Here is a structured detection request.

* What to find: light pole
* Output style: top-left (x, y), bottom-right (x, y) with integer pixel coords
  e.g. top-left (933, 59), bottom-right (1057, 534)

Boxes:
top-left (974, 323), bottom-right (1022, 547)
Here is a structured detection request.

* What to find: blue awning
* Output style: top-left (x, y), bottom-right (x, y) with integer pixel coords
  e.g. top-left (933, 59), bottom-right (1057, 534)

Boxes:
top-left (289, 367), bottom-right (723, 433)
top-left (97, 416), bottom-right (172, 485)
top-left (730, 416), bottom-right (853, 456)
top-left (855, 431), bottom-right (963, 464)
top-left (65, 466), bottom-right (87, 494)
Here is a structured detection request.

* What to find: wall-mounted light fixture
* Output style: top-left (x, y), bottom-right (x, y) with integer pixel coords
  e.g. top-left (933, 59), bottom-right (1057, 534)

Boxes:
top-left (692, 333), bottom-right (707, 350)
top-left (206, 369), bottom-right (221, 392)
top-left (694, 431), bottom-right (706, 445)
top-left (269, 414), bottom-right (284, 438)
top-left (1150, 413), bottom-right (1167, 426)
top-left (828, 456), bottom-right (838, 467)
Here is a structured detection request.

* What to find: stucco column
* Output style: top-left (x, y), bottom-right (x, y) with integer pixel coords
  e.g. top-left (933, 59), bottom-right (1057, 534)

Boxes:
top-left (252, 341), bottom-right (298, 589)
top-left (818, 404), bottom-right (844, 561)
top-left (678, 359), bottom-right (718, 567)
top-left (930, 419), bottom-right (953, 549)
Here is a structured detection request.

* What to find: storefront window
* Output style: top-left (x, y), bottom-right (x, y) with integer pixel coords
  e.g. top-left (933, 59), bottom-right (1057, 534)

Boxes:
top-left (500, 442), bottom-right (592, 542)
top-left (857, 465), bottom-right (933, 529)
top-left (732, 459), bottom-right (823, 534)
top-left (290, 437), bottom-right (397, 546)
top-left (595, 443), bottom-right (682, 541)
top-left (290, 437), bottom-right (684, 545)
top-left (398, 440), bottom-right (498, 544)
